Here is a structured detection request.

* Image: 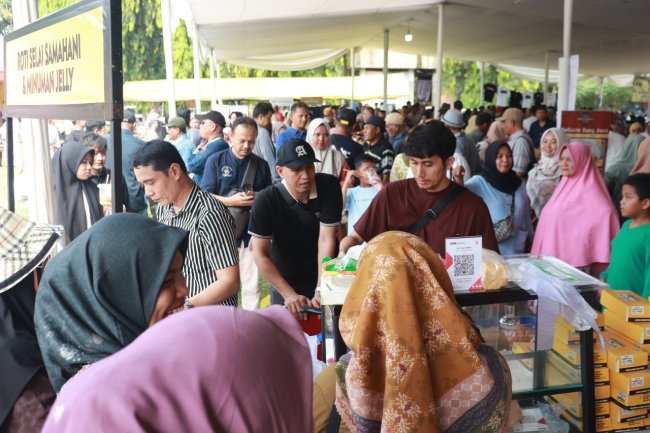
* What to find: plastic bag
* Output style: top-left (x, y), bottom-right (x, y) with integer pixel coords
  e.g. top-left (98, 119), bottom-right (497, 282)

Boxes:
top-left (510, 261), bottom-right (604, 350)
top-left (482, 249), bottom-right (511, 290)
top-left (304, 333), bottom-right (327, 379)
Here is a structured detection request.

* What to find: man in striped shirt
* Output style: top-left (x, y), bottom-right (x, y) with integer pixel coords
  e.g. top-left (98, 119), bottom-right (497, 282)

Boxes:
top-left (133, 140), bottom-right (240, 307)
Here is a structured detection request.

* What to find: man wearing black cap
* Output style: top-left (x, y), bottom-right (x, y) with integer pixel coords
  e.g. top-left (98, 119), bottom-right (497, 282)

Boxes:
top-left (248, 138), bottom-right (342, 319)
top-left (187, 110), bottom-right (228, 185)
top-left (330, 107), bottom-right (363, 169)
top-left (362, 115), bottom-right (394, 183)
top-left (105, 109), bottom-right (147, 214)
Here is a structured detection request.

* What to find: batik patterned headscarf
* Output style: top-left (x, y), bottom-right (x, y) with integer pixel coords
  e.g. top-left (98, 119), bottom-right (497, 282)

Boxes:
top-left (335, 231), bottom-right (511, 433)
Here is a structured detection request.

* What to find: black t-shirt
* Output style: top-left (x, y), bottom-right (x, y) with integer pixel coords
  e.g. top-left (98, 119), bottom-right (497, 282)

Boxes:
top-left (248, 173), bottom-right (342, 297)
top-left (331, 134), bottom-right (363, 169)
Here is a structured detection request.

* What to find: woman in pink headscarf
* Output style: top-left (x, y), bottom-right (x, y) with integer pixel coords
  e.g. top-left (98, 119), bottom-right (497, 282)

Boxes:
top-left (41, 306), bottom-right (313, 433)
top-left (532, 142), bottom-right (619, 276)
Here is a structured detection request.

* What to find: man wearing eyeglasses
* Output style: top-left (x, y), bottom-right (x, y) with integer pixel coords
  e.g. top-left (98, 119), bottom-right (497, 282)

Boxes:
top-left (187, 110), bottom-right (229, 185)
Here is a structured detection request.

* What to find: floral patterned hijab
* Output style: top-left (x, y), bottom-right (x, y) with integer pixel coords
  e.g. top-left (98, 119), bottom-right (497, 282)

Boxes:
top-left (335, 231), bottom-right (511, 433)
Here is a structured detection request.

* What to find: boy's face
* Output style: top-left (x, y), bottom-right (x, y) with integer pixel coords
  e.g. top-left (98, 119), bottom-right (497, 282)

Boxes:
top-left (357, 162), bottom-right (376, 187)
top-left (620, 185), bottom-right (650, 219)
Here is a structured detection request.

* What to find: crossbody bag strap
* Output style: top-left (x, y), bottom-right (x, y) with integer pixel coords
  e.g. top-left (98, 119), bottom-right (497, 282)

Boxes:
top-left (407, 183), bottom-right (466, 234)
top-left (240, 154), bottom-right (259, 189)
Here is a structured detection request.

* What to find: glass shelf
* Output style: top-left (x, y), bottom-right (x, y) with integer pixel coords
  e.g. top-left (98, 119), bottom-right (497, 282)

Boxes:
top-left (506, 350), bottom-right (583, 399)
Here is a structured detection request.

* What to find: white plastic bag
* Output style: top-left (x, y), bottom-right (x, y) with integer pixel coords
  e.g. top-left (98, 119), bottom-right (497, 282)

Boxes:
top-left (304, 333), bottom-right (327, 379)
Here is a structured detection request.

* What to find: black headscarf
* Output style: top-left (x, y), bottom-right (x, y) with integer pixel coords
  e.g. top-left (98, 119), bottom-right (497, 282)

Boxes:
top-left (479, 140), bottom-right (522, 195)
top-left (51, 141), bottom-right (103, 244)
top-left (35, 213), bottom-right (189, 392)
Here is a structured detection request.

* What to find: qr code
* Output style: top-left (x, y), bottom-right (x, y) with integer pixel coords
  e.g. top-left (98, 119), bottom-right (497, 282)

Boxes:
top-left (454, 254), bottom-right (474, 276)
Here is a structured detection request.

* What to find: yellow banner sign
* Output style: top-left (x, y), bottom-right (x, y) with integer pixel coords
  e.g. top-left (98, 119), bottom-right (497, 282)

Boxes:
top-left (5, 6), bottom-right (105, 106)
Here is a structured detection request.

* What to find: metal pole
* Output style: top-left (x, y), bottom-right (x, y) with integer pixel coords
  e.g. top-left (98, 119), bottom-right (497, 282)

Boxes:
top-left (193, 24), bottom-right (201, 112)
top-left (478, 61), bottom-right (485, 104)
top-left (598, 77), bottom-right (605, 109)
top-left (383, 29), bottom-right (389, 112)
top-left (558, 0), bottom-right (573, 120)
top-left (209, 51), bottom-right (217, 110)
top-left (161, 0), bottom-right (176, 119)
top-left (350, 47), bottom-right (356, 107)
top-left (7, 118), bottom-right (15, 211)
top-left (216, 56), bottom-right (223, 106)
top-left (109, 0), bottom-right (124, 213)
top-left (544, 51), bottom-right (550, 104)
top-left (433, 3), bottom-right (444, 111)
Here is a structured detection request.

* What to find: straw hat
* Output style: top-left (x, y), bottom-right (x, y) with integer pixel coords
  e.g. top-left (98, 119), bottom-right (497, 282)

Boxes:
top-left (0, 208), bottom-right (63, 293)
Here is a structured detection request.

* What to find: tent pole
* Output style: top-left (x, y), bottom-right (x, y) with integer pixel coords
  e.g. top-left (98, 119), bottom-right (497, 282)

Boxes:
top-left (6, 118), bottom-right (14, 211)
top-left (558, 0), bottom-right (573, 126)
top-left (433, 3), bottom-right (444, 113)
top-left (209, 51), bottom-right (217, 110)
top-left (383, 29), bottom-right (389, 112)
top-left (544, 51), bottom-right (550, 104)
top-left (350, 47), bottom-right (355, 107)
top-left (598, 77), bottom-right (605, 109)
top-left (193, 24), bottom-right (201, 112)
top-left (161, 0), bottom-right (176, 118)
top-left (478, 61), bottom-right (484, 104)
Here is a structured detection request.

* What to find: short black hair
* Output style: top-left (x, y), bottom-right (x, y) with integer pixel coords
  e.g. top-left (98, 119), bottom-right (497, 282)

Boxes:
top-left (85, 120), bottom-right (106, 132)
top-left (291, 102), bottom-right (309, 113)
top-left (403, 120), bottom-right (456, 161)
top-left (232, 116), bottom-right (258, 134)
top-left (353, 153), bottom-right (378, 169)
top-left (453, 100), bottom-right (463, 111)
top-left (536, 105), bottom-right (548, 112)
top-left (623, 173), bottom-right (650, 201)
top-left (132, 140), bottom-right (187, 174)
top-left (177, 108), bottom-right (191, 125)
top-left (81, 132), bottom-right (107, 153)
top-left (230, 111), bottom-right (243, 119)
top-left (253, 102), bottom-right (274, 118)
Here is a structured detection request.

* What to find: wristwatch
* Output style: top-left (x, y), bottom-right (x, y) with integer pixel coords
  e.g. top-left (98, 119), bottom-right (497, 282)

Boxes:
top-left (183, 298), bottom-right (193, 310)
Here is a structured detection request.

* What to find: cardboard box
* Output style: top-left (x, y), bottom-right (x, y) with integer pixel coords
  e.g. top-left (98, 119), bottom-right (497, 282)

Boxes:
top-left (553, 337), bottom-right (608, 368)
top-left (610, 369), bottom-right (650, 395)
top-left (512, 341), bottom-right (535, 370)
top-left (597, 384), bottom-right (612, 402)
top-left (609, 401), bottom-right (648, 423)
top-left (605, 309), bottom-right (650, 346)
top-left (547, 395), bottom-right (612, 432)
top-left (611, 382), bottom-right (650, 410)
top-left (550, 391), bottom-right (609, 418)
top-left (555, 314), bottom-right (605, 345)
top-left (610, 415), bottom-right (646, 432)
top-left (602, 333), bottom-right (649, 373)
top-left (602, 289), bottom-right (650, 322)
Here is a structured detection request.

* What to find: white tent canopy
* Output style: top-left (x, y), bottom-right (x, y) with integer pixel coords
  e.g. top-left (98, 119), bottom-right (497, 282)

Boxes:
top-left (173, 0), bottom-right (650, 80)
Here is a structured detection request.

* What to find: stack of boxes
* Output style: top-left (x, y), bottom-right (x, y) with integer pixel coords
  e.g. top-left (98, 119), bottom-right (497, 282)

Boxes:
top-left (549, 290), bottom-right (650, 432)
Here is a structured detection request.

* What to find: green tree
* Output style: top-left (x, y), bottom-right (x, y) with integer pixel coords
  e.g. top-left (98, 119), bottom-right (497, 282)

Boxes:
top-left (172, 19), bottom-right (193, 79)
top-left (0, 0), bottom-right (12, 34)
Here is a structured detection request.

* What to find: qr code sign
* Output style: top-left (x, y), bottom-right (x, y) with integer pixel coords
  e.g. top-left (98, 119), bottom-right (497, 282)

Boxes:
top-left (454, 254), bottom-right (474, 276)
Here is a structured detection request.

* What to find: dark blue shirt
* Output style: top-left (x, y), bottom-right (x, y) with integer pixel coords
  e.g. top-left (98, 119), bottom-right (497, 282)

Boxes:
top-left (529, 120), bottom-right (556, 148)
top-left (331, 134), bottom-right (363, 169)
top-left (187, 136), bottom-right (229, 185)
top-left (200, 149), bottom-right (272, 196)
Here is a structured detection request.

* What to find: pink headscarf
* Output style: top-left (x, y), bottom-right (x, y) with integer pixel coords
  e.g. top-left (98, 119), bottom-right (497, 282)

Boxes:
top-left (532, 142), bottom-right (619, 267)
top-left (42, 306), bottom-right (313, 433)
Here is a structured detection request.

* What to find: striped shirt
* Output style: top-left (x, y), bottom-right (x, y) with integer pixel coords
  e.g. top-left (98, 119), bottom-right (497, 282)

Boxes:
top-left (156, 182), bottom-right (239, 305)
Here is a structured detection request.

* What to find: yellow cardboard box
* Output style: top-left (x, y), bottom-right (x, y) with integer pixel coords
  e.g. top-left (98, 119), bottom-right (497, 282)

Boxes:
top-left (610, 415), bottom-right (646, 431)
top-left (610, 369), bottom-right (650, 395)
top-left (554, 313), bottom-right (605, 345)
top-left (605, 309), bottom-right (650, 346)
top-left (602, 333), bottom-right (649, 373)
top-left (597, 384), bottom-right (611, 402)
top-left (551, 391), bottom-right (609, 418)
top-left (611, 382), bottom-right (650, 410)
top-left (512, 341), bottom-right (534, 369)
top-left (609, 401), bottom-right (647, 423)
top-left (602, 289), bottom-right (650, 322)
top-left (552, 337), bottom-right (607, 368)
top-left (547, 396), bottom-right (612, 432)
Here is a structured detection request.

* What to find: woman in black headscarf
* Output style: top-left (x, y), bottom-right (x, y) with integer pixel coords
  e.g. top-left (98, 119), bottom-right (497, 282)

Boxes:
top-left (35, 213), bottom-right (190, 392)
top-left (454, 140), bottom-right (534, 254)
top-left (51, 140), bottom-right (103, 244)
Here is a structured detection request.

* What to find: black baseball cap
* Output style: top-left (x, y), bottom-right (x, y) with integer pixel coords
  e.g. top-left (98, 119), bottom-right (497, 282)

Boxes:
top-left (365, 115), bottom-right (386, 132)
top-left (277, 139), bottom-right (320, 169)
top-left (337, 108), bottom-right (357, 126)
top-left (195, 110), bottom-right (226, 128)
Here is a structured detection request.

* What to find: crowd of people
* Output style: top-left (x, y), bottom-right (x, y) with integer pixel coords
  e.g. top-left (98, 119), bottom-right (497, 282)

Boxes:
top-left (2, 98), bottom-right (649, 432)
